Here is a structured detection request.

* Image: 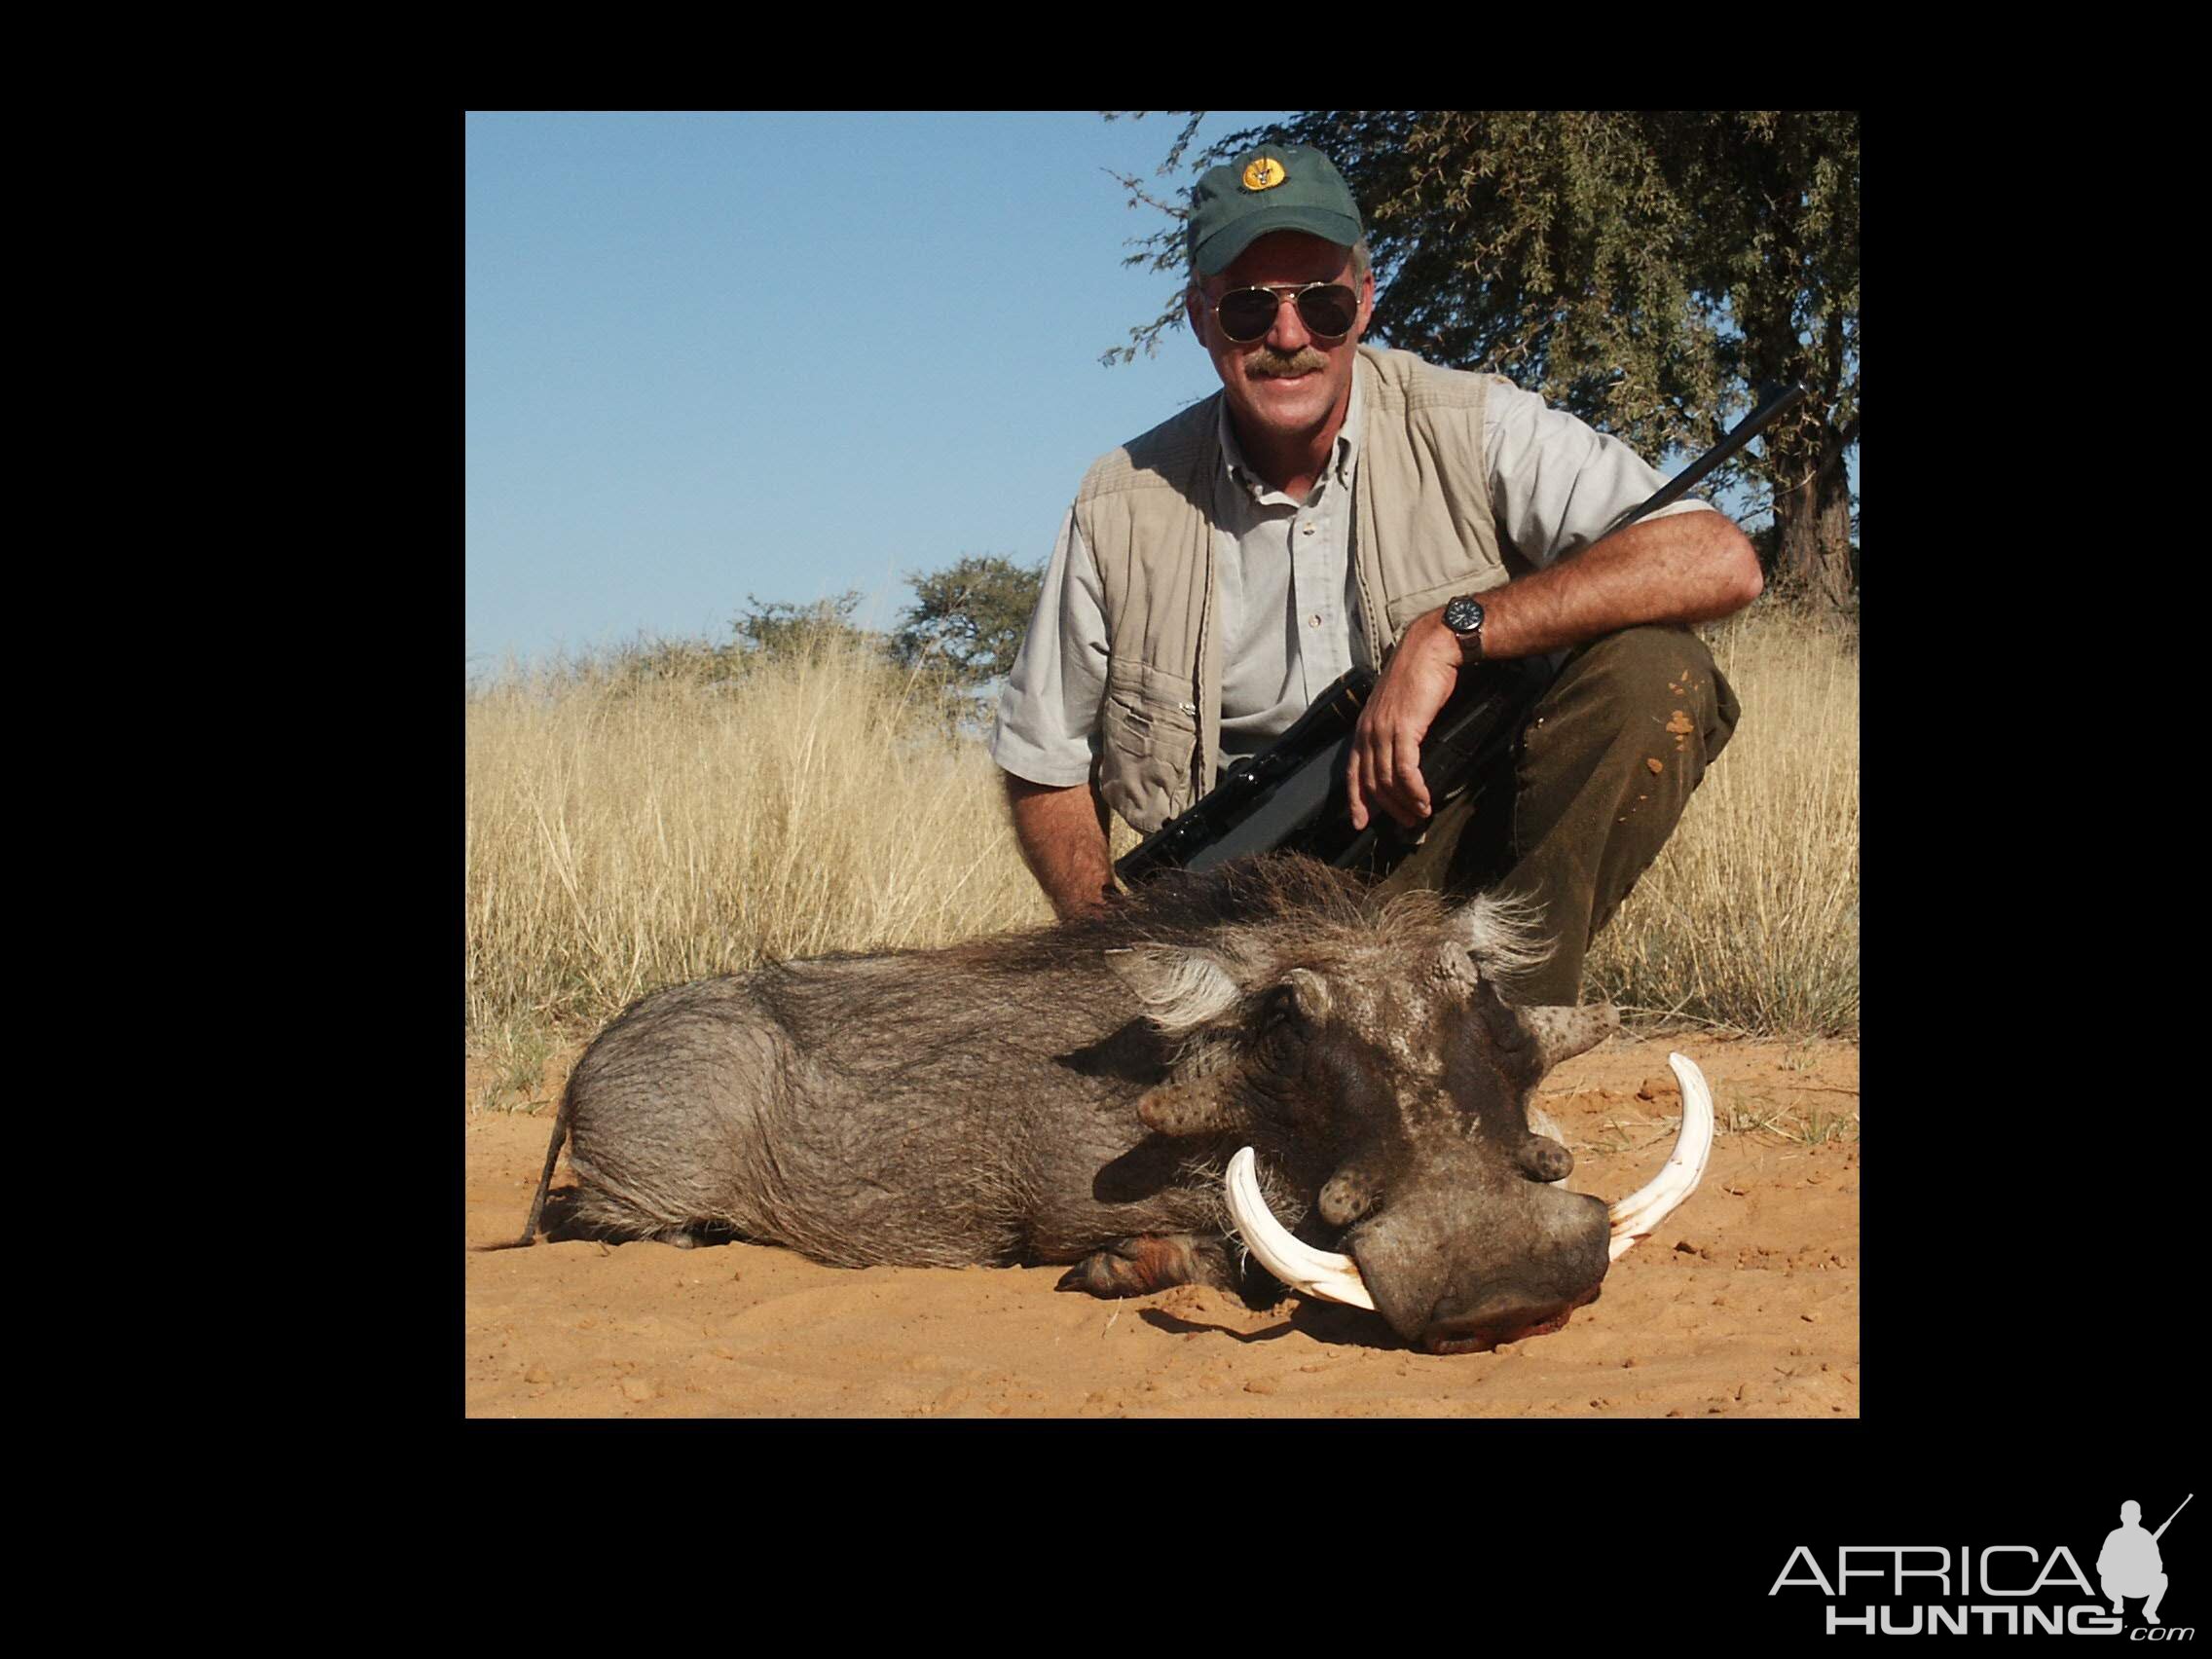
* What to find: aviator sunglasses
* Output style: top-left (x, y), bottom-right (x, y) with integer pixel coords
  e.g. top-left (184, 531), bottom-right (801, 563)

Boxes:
top-left (1209, 280), bottom-right (1361, 344)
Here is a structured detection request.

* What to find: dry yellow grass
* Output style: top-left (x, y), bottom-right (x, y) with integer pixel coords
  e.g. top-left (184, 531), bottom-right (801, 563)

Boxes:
top-left (1582, 604), bottom-right (1860, 1035)
top-left (466, 602), bottom-right (1857, 1061)
top-left (465, 637), bottom-right (1051, 1053)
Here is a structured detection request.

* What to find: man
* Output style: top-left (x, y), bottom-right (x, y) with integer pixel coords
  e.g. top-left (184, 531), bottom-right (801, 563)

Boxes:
top-left (2098, 1500), bottom-right (2169, 1625)
top-left (992, 141), bottom-right (1762, 1005)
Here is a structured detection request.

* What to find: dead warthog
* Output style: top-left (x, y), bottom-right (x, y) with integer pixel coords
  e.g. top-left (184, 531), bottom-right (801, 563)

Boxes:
top-left (515, 855), bottom-right (1710, 1353)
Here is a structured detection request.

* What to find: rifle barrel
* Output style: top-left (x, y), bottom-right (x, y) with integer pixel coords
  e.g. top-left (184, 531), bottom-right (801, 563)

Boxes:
top-left (1599, 381), bottom-right (1810, 538)
top-left (2154, 1493), bottom-right (2193, 1539)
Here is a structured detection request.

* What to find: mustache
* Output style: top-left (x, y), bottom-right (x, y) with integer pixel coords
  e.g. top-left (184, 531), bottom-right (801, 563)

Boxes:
top-left (1247, 346), bottom-right (1329, 378)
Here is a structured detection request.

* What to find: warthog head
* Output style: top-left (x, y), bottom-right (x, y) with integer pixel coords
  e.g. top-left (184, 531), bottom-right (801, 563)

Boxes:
top-left (1106, 865), bottom-right (1709, 1354)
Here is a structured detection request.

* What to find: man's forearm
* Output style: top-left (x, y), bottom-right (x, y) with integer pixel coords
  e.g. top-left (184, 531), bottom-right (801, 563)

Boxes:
top-left (1004, 774), bottom-right (1118, 920)
top-left (1476, 508), bottom-right (1762, 661)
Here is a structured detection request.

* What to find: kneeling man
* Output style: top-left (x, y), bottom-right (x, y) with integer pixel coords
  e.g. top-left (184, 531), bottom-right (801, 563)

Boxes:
top-left (994, 141), bottom-right (1762, 1005)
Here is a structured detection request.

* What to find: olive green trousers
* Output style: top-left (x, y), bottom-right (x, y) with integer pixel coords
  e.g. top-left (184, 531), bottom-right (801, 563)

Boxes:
top-left (1375, 625), bottom-right (1739, 1007)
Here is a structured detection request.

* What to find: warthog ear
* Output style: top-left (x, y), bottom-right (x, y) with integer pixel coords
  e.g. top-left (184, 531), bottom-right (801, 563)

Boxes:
top-left (1441, 890), bottom-right (1552, 991)
top-left (1517, 1003), bottom-right (1620, 1077)
top-left (1105, 945), bottom-right (1241, 1034)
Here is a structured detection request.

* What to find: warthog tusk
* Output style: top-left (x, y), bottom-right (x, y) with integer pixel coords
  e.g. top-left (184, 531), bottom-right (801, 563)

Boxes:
top-left (1224, 1146), bottom-right (1376, 1310)
top-left (1606, 1052), bottom-right (1714, 1262)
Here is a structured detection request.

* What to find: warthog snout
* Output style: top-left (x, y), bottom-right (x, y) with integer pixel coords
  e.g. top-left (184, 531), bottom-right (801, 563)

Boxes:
top-left (1336, 1172), bottom-right (1613, 1353)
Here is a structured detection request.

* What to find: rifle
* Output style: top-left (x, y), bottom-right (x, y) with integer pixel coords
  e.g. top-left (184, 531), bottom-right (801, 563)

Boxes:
top-left (1114, 381), bottom-right (1810, 887)
top-left (2154, 1493), bottom-right (2193, 1541)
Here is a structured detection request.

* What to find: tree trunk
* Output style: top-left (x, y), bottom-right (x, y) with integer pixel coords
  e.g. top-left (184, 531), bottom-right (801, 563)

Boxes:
top-left (1772, 421), bottom-right (1856, 610)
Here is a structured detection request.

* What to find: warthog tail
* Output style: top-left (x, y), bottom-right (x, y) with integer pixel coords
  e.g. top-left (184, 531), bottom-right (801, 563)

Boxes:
top-left (515, 1079), bottom-right (579, 1246)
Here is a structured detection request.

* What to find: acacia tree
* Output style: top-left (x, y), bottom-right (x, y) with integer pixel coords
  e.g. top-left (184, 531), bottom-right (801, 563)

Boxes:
top-left (1103, 110), bottom-right (1860, 608)
top-left (892, 554), bottom-right (1043, 688)
top-left (732, 589), bottom-right (872, 659)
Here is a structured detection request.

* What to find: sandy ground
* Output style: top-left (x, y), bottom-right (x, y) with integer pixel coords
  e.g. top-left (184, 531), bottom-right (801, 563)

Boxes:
top-left (463, 1034), bottom-right (1858, 1419)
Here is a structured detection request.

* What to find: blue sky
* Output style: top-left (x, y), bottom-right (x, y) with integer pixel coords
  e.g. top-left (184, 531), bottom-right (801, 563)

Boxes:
top-left (465, 111), bottom-right (1849, 675)
top-left (466, 111), bottom-right (1285, 673)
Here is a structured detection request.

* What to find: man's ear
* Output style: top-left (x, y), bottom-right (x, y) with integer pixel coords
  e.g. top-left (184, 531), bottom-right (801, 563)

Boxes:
top-left (1185, 282), bottom-right (1208, 343)
top-left (1356, 270), bottom-right (1376, 341)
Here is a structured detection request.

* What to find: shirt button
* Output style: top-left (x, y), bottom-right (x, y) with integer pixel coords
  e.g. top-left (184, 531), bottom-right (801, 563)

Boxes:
top-left (1300, 523), bottom-right (1315, 536)
top-left (1308, 613), bottom-right (1322, 628)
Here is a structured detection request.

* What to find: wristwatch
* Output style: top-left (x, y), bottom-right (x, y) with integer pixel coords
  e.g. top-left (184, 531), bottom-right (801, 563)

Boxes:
top-left (1441, 594), bottom-right (1487, 664)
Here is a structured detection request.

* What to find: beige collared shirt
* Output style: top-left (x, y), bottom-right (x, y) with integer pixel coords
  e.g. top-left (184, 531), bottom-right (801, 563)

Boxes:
top-left (992, 372), bottom-right (1712, 789)
top-left (1211, 369), bottom-right (1366, 766)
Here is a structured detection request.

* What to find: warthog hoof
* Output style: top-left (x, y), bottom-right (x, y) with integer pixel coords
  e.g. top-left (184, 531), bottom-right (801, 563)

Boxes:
top-left (1054, 1234), bottom-right (1237, 1297)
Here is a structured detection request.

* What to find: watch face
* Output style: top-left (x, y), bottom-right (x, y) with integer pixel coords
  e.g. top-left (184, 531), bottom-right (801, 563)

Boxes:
top-left (1444, 597), bottom-right (1485, 636)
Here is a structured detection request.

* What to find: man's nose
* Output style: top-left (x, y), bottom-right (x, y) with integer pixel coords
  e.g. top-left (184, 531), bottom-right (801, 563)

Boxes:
top-left (1266, 291), bottom-right (1311, 351)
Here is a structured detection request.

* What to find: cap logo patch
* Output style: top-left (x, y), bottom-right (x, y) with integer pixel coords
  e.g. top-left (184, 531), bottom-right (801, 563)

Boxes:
top-left (1241, 157), bottom-right (1286, 192)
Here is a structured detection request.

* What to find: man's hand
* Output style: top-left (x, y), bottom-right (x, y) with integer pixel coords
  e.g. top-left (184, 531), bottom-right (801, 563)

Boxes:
top-left (1346, 509), bottom-right (1762, 830)
top-left (1004, 774), bottom-right (1119, 920)
top-left (1346, 610), bottom-right (1464, 831)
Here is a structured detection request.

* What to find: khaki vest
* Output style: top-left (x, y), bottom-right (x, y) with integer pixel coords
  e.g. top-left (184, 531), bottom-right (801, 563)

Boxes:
top-left (1074, 346), bottom-right (1518, 832)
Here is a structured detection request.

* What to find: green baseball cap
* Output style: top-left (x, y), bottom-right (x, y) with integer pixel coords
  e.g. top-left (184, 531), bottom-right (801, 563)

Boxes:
top-left (1187, 142), bottom-right (1364, 278)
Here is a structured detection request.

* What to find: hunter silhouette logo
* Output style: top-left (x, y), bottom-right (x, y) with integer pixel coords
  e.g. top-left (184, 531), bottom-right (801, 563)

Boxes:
top-left (2102, 1495), bottom-right (2188, 1627)
top-left (1767, 1497), bottom-right (2194, 1636)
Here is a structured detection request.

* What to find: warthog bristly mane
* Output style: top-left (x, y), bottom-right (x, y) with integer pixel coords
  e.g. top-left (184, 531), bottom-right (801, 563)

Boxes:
top-left (1016, 854), bottom-right (1551, 989)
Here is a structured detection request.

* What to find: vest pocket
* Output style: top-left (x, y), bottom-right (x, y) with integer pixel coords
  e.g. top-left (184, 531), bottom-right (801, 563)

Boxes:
top-left (1098, 687), bottom-right (1198, 833)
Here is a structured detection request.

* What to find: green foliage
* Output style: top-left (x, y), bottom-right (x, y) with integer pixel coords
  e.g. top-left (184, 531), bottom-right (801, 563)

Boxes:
top-left (1103, 111), bottom-right (1860, 599)
top-left (890, 555), bottom-right (1044, 688)
top-left (732, 590), bottom-right (876, 660)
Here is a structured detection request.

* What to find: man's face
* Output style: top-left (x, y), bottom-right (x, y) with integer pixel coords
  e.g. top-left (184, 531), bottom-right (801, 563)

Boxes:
top-left (1188, 230), bottom-right (1374, 453)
